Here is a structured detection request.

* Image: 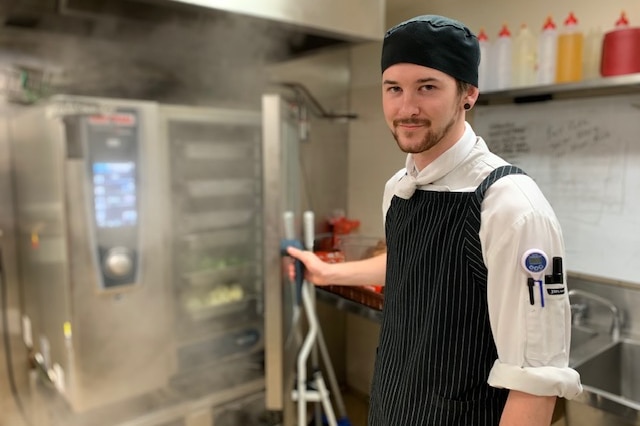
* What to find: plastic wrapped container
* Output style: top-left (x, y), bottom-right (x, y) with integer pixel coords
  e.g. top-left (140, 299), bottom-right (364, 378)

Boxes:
top-left (338, 235), bottom-right (385, 261)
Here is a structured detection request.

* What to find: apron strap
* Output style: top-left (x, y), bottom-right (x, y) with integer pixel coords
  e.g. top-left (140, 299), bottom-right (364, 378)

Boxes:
top-left (474, 165), bottom-right (527, 204)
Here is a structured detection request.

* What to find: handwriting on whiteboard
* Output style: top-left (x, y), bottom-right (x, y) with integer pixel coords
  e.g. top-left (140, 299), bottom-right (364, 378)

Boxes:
top-left (482, 116), bottom-right (626, 223)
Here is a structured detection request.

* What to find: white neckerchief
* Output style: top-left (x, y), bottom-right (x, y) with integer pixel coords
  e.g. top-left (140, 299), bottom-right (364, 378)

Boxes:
top-left (394, 122), bottom-right (477, 199)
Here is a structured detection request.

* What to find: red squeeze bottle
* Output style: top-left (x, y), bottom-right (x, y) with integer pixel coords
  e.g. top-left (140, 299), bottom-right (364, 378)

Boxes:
top-left (601, 10), bottom-right (640, 76)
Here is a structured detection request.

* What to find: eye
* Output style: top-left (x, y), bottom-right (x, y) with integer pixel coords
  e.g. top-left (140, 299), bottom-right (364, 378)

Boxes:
top-left (419, 84), bottom-right (436, 91)
top-left (386, 86), bottom-right (402, 93)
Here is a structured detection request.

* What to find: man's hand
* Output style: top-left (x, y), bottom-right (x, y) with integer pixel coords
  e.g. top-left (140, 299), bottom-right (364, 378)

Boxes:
top-left (286, 247), bottom-right (387, 287)
top-left (286, 246), bottom-right (333, 285)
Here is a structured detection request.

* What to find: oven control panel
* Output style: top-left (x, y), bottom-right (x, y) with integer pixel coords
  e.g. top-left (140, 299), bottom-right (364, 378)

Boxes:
top-left (85, 110), bottom-right (140, 289)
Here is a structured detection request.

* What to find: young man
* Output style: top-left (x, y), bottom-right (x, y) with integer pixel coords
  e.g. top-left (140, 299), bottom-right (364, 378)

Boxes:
top-left (287, 15), bottom-right (582, 425)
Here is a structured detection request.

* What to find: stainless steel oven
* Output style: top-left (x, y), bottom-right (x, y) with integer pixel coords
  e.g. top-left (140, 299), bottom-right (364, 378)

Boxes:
top-left (10, 95), bottom-right (265, 423)
top-left (11, 95), bottom-right (172, 413)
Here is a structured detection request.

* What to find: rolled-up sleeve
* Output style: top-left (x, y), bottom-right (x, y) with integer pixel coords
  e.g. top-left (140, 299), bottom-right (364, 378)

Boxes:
top-left (480, 175), bottom-right (583, 399)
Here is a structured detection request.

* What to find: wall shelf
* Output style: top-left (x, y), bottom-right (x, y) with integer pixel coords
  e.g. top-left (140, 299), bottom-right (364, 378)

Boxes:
top-left (477, 73), bottom-right (640, 105)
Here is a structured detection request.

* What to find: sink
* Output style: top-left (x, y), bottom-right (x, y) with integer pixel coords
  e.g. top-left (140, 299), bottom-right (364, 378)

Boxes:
top-left (566, 339), bottom-right (640, 425)
top-left (571, 326), bottom-right (599, 347)
top-left (576, 340), bottom-right (640, 402)
top-left (569, 325), bottom-right (613, 368)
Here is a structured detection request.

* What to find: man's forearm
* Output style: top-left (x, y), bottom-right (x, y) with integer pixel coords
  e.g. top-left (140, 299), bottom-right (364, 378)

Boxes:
top-left (326, 253), bottom-right (387, 286)
top-left (500, 390), bottom-right (556, 426)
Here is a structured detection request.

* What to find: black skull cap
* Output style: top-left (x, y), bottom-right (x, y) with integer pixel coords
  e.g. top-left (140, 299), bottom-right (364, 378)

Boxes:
top-left (381, 15), bottom-right (480, 87)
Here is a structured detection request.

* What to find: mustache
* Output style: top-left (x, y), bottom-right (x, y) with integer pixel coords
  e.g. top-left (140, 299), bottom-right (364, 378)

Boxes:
top-left (393, 118), bottom-right (430, 126)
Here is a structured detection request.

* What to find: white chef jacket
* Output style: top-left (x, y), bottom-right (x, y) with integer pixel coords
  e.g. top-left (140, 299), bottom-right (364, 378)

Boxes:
top-left (382, 122), bottom-right (583, 399)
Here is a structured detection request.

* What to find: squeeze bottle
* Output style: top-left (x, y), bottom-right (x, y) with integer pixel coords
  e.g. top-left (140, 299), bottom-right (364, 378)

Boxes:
top-left (494, 24), bottom-right (512, 90)
top-left (537, 15), bottom-right (558, 85)
top-left (477, 28), bottom-right (493, 92)
top-left (555, 12), bottom-right (584, 83)
top-left (614, 10), bottom-right (629, 28)
top-left (512, 23), bottom-right (537, 87)
top-left (600, 10), bottom-right (640, 77)
top-left (583, 26), bottom-right (603, 80)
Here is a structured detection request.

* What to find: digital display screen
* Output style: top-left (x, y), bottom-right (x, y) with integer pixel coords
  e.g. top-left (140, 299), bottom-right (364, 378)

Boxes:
top-left (92, 162), bottom-right (137, 228)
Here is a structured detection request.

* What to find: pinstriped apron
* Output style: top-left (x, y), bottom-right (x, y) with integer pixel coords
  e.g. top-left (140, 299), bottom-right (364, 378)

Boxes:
top-left (368, 165), bottom-right (525, 426)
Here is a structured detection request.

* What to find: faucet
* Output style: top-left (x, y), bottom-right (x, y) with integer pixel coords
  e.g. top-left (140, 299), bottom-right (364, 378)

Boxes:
top-left (570, 302), bottom-right (588, 326)
top-left (568, 289), bottom-right (621, 341)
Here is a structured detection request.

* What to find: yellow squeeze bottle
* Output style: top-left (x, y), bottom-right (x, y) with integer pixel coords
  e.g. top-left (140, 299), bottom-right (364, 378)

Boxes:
top-left (556, 12), bottom-right (584, 83)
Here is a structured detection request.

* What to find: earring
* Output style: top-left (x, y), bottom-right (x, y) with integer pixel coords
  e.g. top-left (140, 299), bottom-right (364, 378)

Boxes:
top-left (464, 103), bottom-right (471, 110)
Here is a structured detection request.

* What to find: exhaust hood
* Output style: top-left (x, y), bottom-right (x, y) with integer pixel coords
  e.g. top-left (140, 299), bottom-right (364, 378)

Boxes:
top-left (167, 0), bottom-right (385, 42)
top-left (1, 0), bottom-right (383, 102)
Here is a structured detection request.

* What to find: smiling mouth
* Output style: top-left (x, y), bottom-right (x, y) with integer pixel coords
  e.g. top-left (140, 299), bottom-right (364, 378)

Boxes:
top-left (396, 123), bottom-right (427, 133)
top-left (394, 119), bottom-right (429, 128)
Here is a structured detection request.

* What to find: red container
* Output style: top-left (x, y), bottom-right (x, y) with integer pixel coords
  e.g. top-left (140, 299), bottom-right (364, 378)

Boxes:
top-left (601, 27), bottom-right (640, 76)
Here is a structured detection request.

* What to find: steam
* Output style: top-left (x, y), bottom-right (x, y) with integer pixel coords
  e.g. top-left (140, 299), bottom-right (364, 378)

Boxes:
top-left (1, 9), bottom-right (297, 106)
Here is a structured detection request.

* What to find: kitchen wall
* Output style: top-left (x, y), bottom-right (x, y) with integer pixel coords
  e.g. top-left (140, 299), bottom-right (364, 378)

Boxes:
top-left (343, 0), bottom-right (640, 401)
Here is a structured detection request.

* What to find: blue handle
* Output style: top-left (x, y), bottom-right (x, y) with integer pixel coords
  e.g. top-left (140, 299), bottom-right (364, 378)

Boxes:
top-left (281, 239), bottom-right (304, 303)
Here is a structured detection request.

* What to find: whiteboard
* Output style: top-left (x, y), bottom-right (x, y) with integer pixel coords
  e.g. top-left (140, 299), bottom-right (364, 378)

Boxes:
top-left (473, 94), bottom-right (640, 285)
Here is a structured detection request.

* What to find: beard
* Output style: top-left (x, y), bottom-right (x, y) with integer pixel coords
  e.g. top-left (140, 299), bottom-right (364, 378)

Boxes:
top-left (391, 114), bottom-right (457, 154)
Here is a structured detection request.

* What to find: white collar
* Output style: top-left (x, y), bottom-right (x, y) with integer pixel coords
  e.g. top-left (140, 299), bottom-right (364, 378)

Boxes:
top-left (397, 122), bottom-right (477, 198)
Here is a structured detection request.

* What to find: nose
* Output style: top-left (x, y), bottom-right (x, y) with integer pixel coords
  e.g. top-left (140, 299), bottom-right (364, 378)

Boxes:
top-left (398, 92), bottom-right (420, 117)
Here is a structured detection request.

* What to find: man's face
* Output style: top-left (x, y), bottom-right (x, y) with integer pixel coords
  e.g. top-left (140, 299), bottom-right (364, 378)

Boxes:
top-left (382, 63), bottom-right (463, 155)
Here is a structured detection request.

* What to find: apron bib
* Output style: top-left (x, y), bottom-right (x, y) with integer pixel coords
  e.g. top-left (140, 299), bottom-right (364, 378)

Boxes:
top-left (368, 166), bottom-right (525, 426)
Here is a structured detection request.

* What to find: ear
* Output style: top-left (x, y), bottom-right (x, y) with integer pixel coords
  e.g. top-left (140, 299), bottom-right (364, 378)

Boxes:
top-left (466, 85), bottom-right (480, 107)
